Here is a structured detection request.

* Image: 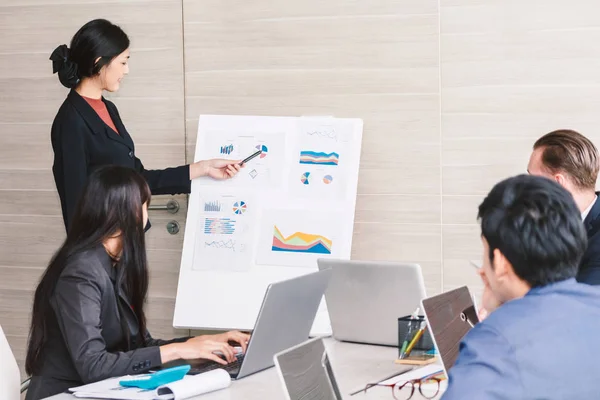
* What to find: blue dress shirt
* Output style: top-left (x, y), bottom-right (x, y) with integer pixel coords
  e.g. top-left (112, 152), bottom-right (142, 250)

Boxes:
top-left (442, 278), bottom-right (600, 399)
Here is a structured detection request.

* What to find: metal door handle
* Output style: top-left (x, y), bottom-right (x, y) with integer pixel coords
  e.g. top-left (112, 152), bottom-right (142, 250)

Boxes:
top-left (148, 199), bottom-right (179, 214)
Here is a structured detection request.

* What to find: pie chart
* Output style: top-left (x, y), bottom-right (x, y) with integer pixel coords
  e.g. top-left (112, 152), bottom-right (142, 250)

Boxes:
top-left (323, 175), bottom-right (333, 184)
top-left (233, 201), bottom-right (247, 214)
top-left (255, 145), bottom-right (268, 158)
top-left (301, 172), bottom-right (310, 185)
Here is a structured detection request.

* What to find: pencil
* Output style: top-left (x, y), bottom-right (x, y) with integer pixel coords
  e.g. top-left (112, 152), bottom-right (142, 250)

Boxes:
top-left (404, 324), bottom-right (426, 357)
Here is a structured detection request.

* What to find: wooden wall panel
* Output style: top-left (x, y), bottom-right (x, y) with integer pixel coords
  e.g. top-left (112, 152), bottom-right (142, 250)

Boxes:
top-left (182, 0), bottom-right (442, 294)
top-left (0, 0), bottom-right (187, 378)
top-left (440, 0), bottom-right (600, 295)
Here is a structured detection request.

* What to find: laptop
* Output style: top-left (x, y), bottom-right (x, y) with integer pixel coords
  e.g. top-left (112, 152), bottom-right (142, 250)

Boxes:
top-left (317, 259), bottom-right (427, 346)
top-left (274, 337), bottom-right (343, 400)
top-left (161, 268), bottom-right (332, 380)
top-left (420, 286), bottom-right (479, 376)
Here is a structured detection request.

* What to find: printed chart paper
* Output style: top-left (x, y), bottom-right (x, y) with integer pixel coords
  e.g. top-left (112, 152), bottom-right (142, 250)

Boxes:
top-left (257, 209), bottom-right (343, 268)
top-left (192, 193), bottom-right (256, 272)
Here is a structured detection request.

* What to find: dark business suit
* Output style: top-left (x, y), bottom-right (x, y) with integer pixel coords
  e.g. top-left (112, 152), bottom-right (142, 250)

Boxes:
top-left (51, 90), bottom-right (191, 231)
top-left (579, 193), bottom-right (600, 285)
top-left (25, 245), bottom-right (188, 400)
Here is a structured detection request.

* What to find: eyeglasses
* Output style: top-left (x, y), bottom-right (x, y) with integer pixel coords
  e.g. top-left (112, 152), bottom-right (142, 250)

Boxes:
top-left (362, 374), bottom-right (442, 400)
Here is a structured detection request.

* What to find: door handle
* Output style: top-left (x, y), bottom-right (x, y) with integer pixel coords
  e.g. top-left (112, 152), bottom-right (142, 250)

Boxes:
top-left (148, 199), bottom-right (180, 214)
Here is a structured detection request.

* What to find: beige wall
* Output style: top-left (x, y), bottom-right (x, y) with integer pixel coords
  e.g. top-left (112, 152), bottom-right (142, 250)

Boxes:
top-left (440, 0), bottom-right (600, 295)
top-left (1, 0), bottom-right (599, 378)
top-left (0, 0), bottom-right (189, 378)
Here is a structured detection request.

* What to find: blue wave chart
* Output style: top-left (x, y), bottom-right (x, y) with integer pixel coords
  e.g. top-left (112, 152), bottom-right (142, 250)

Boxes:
top-left (204, 218), bottom-right (236, 235)
top-left (299, 151), bottom-right (340, 166)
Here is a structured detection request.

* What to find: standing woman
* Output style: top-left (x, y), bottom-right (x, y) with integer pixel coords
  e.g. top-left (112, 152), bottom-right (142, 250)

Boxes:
top-left (49, 19), bottom-right (240, 231)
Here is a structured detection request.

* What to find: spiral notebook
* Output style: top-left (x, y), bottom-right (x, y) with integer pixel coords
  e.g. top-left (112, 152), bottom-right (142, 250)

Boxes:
top-left (69, 369), bottom-right (231, 400)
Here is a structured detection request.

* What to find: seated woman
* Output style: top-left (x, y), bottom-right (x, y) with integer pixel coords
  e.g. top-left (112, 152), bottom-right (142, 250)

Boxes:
top-left (25, 166), bottom-right (249, 400)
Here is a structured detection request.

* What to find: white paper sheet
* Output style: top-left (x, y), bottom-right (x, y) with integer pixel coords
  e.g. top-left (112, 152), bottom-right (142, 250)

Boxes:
top-left (192, 192), bottom-right (257, 272)
top-left (70, 370), bottom-right (231, 400)
top-left (157, 369), bottom-right (231, 399)
top-left (256, 209), bottom-right (344, 268)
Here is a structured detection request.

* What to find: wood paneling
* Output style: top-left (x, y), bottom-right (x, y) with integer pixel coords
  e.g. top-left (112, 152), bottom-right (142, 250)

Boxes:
top-left (183, 0), bottom-right (442, 300)
top-left (0, 0), bottom-right (186, 378)
top-left (441, 0), bottom-right (600, 287)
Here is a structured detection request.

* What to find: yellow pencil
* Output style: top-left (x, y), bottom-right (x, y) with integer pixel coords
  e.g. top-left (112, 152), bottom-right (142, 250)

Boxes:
top-left (404, 324), bottom-right (426, 356)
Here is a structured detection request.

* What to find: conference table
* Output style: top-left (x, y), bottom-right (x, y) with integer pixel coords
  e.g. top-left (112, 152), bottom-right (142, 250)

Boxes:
top-left (44, 338), bottom-right (445, 400)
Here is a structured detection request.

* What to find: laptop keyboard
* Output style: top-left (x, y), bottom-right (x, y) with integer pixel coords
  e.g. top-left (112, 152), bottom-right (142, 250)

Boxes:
top-left (189, 353), bottom-right (245, 375)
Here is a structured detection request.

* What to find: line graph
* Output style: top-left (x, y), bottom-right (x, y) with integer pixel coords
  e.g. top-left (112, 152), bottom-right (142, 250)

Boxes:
top-left (205, 240), bottom-right (236, 251)
top-left (306, 128), bottom-right (337, 140)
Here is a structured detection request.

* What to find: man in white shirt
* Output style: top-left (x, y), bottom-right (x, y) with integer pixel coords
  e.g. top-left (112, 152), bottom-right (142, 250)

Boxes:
top-left (527, 129), bottom-right (600, 285)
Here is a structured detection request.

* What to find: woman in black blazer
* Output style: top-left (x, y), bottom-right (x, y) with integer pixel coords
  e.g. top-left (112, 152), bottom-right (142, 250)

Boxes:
top-left (49, 19), bottom-right (241, 231)
top-left (25, 166), bottom-right (249, 400)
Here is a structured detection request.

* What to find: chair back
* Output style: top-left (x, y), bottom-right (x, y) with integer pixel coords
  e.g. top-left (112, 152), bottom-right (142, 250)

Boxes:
top-left (0, 324), bottom-right (21, 399)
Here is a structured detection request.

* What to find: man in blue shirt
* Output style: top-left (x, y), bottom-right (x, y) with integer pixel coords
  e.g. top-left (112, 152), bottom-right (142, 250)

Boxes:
top-left (442, 174), bottom-right (600, 400)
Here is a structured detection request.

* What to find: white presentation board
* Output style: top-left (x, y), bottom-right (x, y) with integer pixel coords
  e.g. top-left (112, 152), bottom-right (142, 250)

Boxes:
top-left (173, 115), bottom-right (363, 334)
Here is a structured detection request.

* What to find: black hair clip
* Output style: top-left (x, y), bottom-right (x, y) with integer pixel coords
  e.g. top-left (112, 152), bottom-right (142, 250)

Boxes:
top-left (50, 44), bottom-right (70, 73)
top-left (50, 44), bottom-right (80, 88)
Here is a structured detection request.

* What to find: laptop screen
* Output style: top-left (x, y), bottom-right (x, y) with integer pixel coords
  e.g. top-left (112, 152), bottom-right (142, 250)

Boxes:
top-left (421, 286), bottom-right (478, 374)
top-left (275, 338), bottom-right (342, 400)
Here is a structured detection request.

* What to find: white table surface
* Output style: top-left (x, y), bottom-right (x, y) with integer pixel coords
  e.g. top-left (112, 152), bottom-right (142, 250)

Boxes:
top-left (43, 338), bottom-right (445, 400)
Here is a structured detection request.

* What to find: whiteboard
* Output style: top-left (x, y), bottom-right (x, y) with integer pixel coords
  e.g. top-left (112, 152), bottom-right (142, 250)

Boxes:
top-left (173, 115), bottom-right (363, 335)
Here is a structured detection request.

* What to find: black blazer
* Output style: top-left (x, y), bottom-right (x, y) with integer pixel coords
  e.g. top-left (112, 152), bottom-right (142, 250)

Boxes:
top-left (25, 245), bottom-right (188, 400)
top-left (579, 194), bottom-right (600, 285)
top-left (51, 90), bottom-right (191, 230)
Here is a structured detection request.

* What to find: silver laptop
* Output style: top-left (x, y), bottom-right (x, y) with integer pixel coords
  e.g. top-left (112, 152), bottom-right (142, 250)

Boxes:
top-left (317, 259), bottom-right (427, 347)
top-left (162, 268), bottom-right (332, 379)
top-left (420, 286), bottom-right (478, 376)
top-left (274, 337), bottom-right (343, 400)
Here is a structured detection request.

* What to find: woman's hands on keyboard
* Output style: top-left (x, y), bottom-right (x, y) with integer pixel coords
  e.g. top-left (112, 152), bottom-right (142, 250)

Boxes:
top-left (159, 330), bottom-right (250, 365)
top-left (160, 337), bottom-right (236, 365)
top-left (208, 330), bottom-right (251, 353)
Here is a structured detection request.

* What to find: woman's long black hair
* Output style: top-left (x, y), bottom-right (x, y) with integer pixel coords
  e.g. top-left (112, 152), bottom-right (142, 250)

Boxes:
top-left (25, 166), bottom-right (151, 375)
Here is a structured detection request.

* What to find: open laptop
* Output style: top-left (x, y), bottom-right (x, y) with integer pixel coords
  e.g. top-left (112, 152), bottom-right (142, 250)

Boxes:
top-left (420, 286), bottom-right (479, 376)
top-left (317, 259), bottom-right (427, 346)
top-left (161, 268), bottom-right (332, 380)
top-left (274, 337), bottom-right (343, 400)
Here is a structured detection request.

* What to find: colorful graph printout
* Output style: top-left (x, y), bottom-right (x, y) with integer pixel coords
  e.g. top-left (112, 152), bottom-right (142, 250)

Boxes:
top-left (299, 151), bottom-right (339, 166)
top-left (271, 226), bottom-right (332, 254)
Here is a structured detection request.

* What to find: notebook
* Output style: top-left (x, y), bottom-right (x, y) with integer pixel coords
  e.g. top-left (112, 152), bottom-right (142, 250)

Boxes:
top-left (69, 369), bottom-right (230, 400)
